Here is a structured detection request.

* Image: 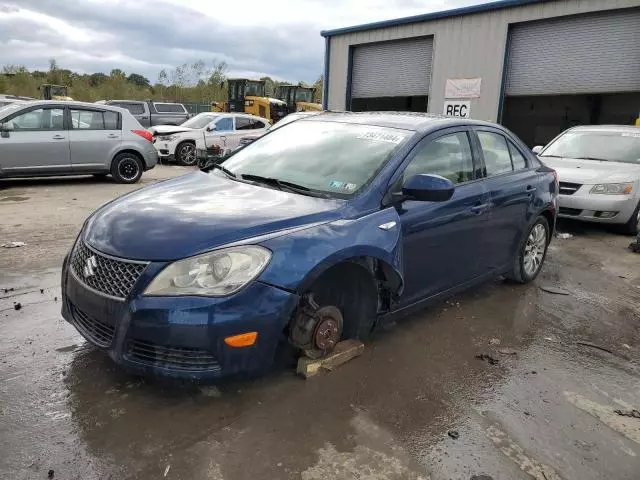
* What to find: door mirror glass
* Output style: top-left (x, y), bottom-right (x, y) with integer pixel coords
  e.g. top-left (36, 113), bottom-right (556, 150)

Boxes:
top-left (531, 145), bottom-right (544, 154)
top-left (402, 174), bottom-right (455, 202)
top-left (0, 122), bottom-right (14, 132)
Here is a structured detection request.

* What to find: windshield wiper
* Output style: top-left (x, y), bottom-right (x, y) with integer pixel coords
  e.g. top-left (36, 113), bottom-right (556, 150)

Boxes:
top-left (240, 174), bottom-right (330, 198)
top-left (210, 163), bottom-right (236, 178)
top-left (575, 156), bottom-right (609, 162)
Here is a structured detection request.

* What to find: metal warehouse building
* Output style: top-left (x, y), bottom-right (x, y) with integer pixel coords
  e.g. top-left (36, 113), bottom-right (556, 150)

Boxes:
top-left (320, 0), bottom-right (640, 146)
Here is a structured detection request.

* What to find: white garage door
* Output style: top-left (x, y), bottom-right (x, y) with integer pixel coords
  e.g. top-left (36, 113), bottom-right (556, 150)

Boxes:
top-left (505, 9), bottom-right (640, 96)
top-left (351, 37), bottom-right (433, 98)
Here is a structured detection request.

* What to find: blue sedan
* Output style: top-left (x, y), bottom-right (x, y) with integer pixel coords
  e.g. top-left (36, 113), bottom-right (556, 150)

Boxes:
top-left (61, 112), bottom-right (558, 379)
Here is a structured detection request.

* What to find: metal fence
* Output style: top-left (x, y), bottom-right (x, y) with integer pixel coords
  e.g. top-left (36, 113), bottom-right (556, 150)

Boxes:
top-left (182, 103), bottom-right (212, 115)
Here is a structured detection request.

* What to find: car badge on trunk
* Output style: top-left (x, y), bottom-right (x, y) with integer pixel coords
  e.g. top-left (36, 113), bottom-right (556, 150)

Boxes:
top-left (83, 256), bottom-right (98, 278)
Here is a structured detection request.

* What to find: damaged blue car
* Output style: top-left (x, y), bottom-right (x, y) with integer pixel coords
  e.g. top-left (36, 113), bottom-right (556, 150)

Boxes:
top-left (61, 112), bottom-right (557, 379)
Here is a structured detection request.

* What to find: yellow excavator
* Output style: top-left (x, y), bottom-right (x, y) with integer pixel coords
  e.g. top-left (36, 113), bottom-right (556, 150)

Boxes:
top-left (276, 84), bottom-right (322, 112)
top-left (39, 84), bottom-right (73, 101)
top-left (211, 79), bottom-right (288, 123)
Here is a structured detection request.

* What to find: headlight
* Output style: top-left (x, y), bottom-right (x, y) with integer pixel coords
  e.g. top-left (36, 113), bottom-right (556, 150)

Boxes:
top-left (144, 246), bottom-right (271, 297)
top-left (157, 135), bottom-right (175, 141)
top-left (590, 183), bottom-right (633, 195)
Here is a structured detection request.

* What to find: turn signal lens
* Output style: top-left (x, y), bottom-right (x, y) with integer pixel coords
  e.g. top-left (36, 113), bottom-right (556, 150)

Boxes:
top-left (224, 332), bottom-right (258, 348)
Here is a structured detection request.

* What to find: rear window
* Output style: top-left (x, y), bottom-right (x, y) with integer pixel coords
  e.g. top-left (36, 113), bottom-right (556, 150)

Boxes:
top-left (111, 102), bottom-right (144, 115)
top-left (154, 103), bottom-right (186, 113)
top-left (70, 109), bottom-right (120, 130)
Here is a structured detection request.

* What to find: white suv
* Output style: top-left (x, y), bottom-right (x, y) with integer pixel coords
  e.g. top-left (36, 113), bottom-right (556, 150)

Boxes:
top-left (151, 112), bottom-right (270, 166)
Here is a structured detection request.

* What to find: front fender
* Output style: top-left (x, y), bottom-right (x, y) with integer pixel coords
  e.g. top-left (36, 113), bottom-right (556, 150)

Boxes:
top-left (258, 208), bottom-right (403, 293)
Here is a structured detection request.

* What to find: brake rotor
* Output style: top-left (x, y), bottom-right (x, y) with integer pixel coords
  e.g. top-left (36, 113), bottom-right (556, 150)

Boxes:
top-left (305, 305), bottom-right (343, 359)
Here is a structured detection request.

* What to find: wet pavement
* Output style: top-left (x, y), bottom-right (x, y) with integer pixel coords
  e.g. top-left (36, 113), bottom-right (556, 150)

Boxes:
top-left (1, 172), bottom-right (640, 479)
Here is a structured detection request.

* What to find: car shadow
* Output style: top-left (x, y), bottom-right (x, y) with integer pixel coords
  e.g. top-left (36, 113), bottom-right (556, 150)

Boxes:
top-left (556, 218), bottom-right (632, 237)
top-left (0, 175), bottom-right (115, 190)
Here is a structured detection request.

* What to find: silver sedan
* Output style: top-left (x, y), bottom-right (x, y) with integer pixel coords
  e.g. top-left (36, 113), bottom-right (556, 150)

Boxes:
top-left (535, 125), bottom-right (640, 234)
top-left (0, 100), bottom-right (157, 183)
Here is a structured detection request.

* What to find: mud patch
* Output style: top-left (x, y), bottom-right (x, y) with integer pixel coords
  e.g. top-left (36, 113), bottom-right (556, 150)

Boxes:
top-left (0, 196), bottom-right (29, 202)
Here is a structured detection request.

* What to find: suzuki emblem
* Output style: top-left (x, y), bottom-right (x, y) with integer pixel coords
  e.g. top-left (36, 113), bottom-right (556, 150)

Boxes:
top-left (83, 256), bottom-right (98, 278)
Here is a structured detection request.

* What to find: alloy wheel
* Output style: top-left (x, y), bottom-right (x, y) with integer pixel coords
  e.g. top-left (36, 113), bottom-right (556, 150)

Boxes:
top-left (523, 223), bottom-right (547, 277)
top-left (118, 158), bottom-right (140, 181)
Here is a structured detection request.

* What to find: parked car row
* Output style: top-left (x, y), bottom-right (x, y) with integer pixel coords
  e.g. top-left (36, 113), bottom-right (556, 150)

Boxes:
top-left (95, 99), bottom-right (191, 127)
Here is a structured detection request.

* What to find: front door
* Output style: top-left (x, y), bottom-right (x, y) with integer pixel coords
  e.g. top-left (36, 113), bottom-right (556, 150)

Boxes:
top-left (473, 129), bottom-right (540, 270)
top-left (69, 107), bottom-right (122, 171)
top-left (396, 129), bottom-right (491, 306)
top-left (0, 106), bottom-right (70, 175)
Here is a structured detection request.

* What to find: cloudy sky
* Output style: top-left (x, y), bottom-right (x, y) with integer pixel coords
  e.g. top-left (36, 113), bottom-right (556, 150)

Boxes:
top-left (1, 0), bottom-right (486, 84)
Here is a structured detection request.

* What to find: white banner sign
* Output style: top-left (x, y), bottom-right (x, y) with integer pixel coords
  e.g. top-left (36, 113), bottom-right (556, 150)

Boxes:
top-left (445, 78), bottom-right (482, 99)
top-left (443, 100), bottom-right (471, 118)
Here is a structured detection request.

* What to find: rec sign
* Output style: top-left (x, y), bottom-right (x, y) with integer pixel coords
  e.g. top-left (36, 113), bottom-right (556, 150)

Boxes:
top-left (443, 100), bottom-right (471, 118)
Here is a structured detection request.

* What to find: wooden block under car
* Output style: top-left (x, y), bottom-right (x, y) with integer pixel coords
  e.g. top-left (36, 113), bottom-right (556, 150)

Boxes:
top-left (296, 340), bottom-right (365, 378)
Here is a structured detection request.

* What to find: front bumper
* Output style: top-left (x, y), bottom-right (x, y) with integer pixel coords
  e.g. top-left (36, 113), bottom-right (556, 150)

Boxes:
top-left (61, 252), bottom-right (298, 380)
top-left (557, 189), bottom-right (638, 225)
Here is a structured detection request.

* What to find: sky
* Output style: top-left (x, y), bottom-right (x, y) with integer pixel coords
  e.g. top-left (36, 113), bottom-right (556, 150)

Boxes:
top-left (0, 0), bottom-right (486, 84)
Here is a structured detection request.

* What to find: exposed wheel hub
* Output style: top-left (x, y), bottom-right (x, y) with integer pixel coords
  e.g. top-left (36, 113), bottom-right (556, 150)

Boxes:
top-left (290, 294), bottom-right (343, 359)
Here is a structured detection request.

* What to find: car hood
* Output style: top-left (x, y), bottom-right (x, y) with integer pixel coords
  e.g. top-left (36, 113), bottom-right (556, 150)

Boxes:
top-left (149, 125), bottom-right (194, 135)
top-left (540, 157), bottom-right (640, 184)
top-left (84, 172), bottom-right (344, 261)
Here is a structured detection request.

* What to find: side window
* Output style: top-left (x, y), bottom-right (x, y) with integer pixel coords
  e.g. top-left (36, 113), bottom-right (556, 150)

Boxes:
top-left (215, 117), bottom-right (233, 132)
top-left (154, 103), bottom-right (186, 113)
top-left (8, 108), bottom-right (65, 130)
top-left (235, 117), bottom-right (252, 130)
top-left (403, 132), bottom-right (474, 184)
top-left (508, 141), bottom-right (527, 170)
top-left (70, 109), bottom-right (106, 130)
top-left (104, 111), bottom-right (119, 130)
top-left (478, 131), bottom-right (512, 176)
top-left (125, 103), bottom-right (145, 115)
top-left (250, 120), bottom-right (266, 130)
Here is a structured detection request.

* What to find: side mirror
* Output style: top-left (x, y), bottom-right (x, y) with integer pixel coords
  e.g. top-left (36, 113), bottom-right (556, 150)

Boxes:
top-left (531, 145), bottom-right (544, 154)
top-left (206, 124), bottom-right (217, 132)
top-left (402, 174), bottom-right (455, 202)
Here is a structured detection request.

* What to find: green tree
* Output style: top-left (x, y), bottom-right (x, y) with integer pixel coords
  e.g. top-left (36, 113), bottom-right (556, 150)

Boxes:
top-left (127, 73), bottom-right (150, 88)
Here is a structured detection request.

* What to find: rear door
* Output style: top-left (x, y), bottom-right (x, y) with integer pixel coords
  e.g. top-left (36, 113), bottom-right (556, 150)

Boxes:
top-left (471, 128), bottom-right (540, 271)
top-left (396, 128), bottom-right (491, 306)
top-left (68, 107), bottom-right (121, 171)
top-left (0, 105), bottom-right (70, 174)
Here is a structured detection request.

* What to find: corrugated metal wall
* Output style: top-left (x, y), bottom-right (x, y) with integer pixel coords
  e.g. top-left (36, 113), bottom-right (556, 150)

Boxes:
top-left (326, 0), bottom-right (640, 121)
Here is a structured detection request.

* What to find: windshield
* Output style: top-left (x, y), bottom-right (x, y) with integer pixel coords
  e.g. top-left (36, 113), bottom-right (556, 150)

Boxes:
top-left (221, 120), bottom-right (411, 196)
top-left (181, 113), bottom-right (218, 129)
top-left (0, 102), bottom-right (25, 117)
top-left (296, 89), bottom-right (314, 103)
top-left (268, 113), bottom-right (309, 132)
top-left (245, 81), bottom-right (264, 97)
top-left (541, 131), bottom-right (640, 164)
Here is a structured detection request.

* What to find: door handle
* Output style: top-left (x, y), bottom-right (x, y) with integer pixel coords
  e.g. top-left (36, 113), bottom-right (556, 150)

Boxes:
top-left (470, 203), bottom-right (490, 214)
top-left (52, 135), bottom-right (65, 140)
top-left (526, 185), bottom-right (537, 195)
top-left (107, 134), bottom-right (119, 139)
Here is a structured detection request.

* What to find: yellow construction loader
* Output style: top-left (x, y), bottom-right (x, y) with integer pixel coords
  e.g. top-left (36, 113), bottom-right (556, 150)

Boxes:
top-left (211, 79), bottom-right (288, 123)
top-left (276, 84), bottom-right (322, 112)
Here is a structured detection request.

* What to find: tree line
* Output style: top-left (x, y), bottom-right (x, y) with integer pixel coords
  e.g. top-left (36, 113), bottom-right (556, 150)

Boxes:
top-left (0, 59), bottom-right (323, 105)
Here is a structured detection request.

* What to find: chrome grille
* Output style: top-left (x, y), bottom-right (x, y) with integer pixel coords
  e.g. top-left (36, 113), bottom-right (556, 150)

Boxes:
top-left (126, 339), bottom-right (221, 372)
top-left (70, 304), bottom-right (115, 347)
top-left (559, 182), bottom-right (581, 195)
top-left (70, 241), bottom-right (148, 299)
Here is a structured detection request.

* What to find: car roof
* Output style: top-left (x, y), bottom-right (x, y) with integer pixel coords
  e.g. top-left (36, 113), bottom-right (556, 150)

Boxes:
top-left (303, 111), bottom-right (503, 132)
top-left (567, 125), bottom-right (640, 134)
top-left (0, 100), bottom-right (133, 114)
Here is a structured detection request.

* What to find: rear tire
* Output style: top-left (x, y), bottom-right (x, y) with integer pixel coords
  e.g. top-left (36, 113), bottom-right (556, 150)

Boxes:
top-left (175, 141), bottom-right (197, 166)
top-left (111, 153), bottom-right (143, 184)
top-left (507, 216), bottom-right (550, 284)
top-left (621, 202), bottom-right (640, 235)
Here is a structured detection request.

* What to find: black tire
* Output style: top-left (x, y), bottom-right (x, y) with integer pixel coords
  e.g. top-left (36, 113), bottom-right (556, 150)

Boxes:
top-left (175, 141), bottom-right (197, 166)
top-left (507, 216), bottom-right (550, 284)
top-left (111, 153), bottom-right (143, 184)
top-left (621, 202), bottom-right (640, 236)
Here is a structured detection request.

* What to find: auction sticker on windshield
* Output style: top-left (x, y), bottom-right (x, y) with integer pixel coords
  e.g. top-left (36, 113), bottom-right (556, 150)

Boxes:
top-left (357, 131), bottom-right (405, 144)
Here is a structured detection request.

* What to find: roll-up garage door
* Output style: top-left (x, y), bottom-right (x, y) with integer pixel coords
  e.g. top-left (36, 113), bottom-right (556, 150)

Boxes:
top-left (505, 9), bottom-right (640, 96)
top-left (351, 37), bottom-right (433, 98)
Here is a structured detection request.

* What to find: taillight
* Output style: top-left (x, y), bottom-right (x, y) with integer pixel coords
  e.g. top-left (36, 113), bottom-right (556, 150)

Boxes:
top-left (132, 129), bottom-right (153, 142)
